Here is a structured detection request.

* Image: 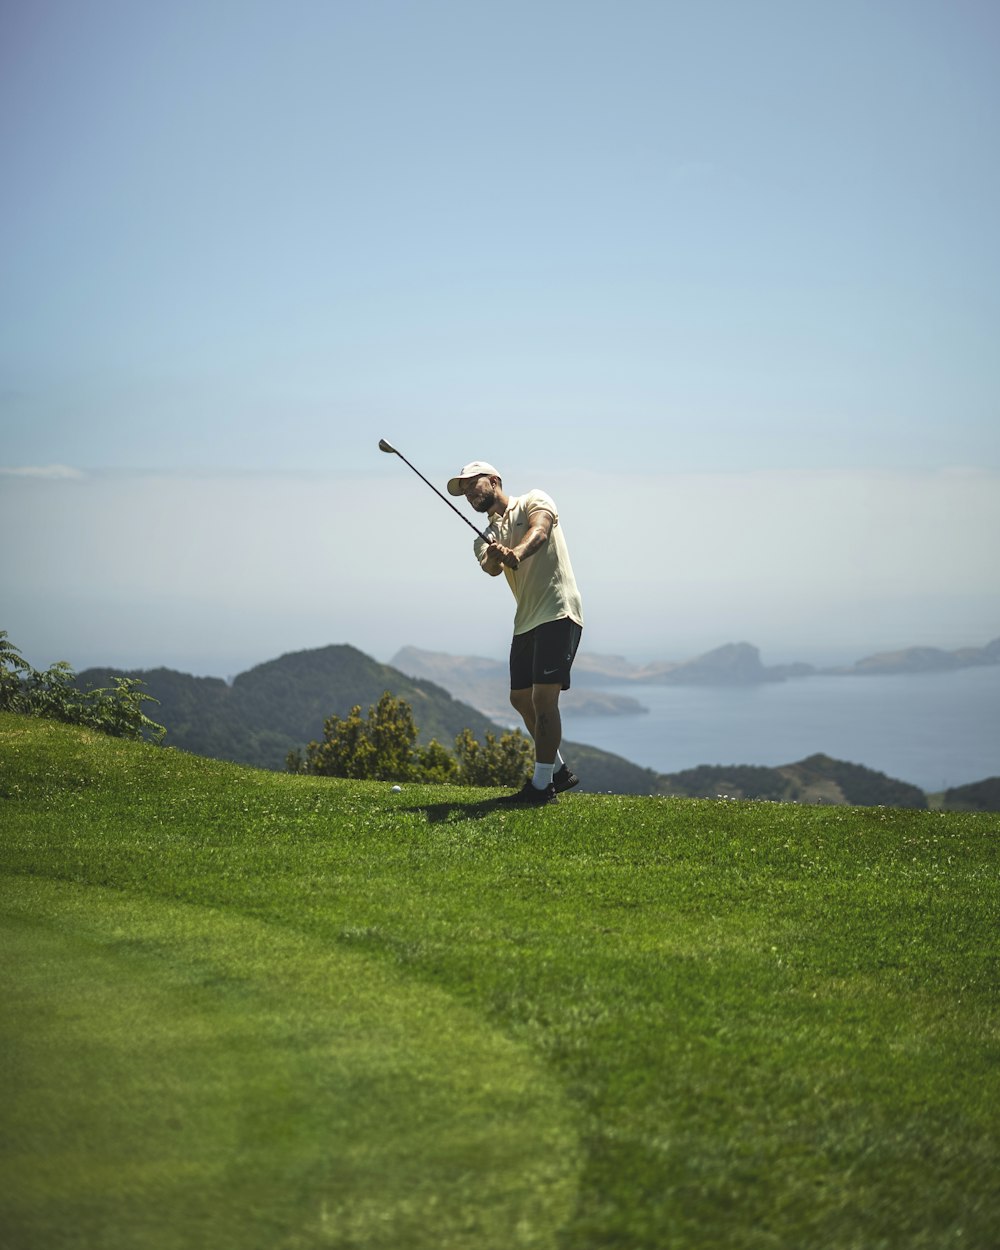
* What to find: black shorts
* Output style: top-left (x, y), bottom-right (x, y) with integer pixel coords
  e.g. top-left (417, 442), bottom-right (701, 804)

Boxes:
top-left (509, 617), bottom-right (583, 691)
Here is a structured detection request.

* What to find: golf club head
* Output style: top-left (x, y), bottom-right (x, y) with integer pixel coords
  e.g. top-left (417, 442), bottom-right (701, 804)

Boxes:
top-left (378, 438), bottom-right (397, 454)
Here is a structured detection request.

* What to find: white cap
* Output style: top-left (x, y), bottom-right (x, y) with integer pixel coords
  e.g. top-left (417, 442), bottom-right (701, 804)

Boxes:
top-left (446, 461), bottom-right (501, 496)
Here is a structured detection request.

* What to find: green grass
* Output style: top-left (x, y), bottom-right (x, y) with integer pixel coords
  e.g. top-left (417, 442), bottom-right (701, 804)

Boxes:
top-left (1, 712), bottom-right (997, 1249)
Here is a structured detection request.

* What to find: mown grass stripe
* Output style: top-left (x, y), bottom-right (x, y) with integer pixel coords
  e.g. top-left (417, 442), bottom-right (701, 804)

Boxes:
top-left (1, 875), bottom-right (581, 1250)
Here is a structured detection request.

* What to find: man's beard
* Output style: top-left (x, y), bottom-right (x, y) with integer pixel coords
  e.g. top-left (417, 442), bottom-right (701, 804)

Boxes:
top-left (471, 488), bottom-right (496, 514)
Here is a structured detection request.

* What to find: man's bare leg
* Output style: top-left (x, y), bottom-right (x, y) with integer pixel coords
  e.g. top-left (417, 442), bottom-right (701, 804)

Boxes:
top-left (530, 683), bottom-right (562, 765)
top-left (510, 685), bottom-right (564, 761)
top-left (504, 684), bottom-right (572, 800)
top-left (510, 687), bottom-right (535, 740)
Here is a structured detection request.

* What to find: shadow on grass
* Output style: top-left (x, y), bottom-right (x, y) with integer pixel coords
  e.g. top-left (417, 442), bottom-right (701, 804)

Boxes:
top-left (400, 798), bottom-right (513, 824)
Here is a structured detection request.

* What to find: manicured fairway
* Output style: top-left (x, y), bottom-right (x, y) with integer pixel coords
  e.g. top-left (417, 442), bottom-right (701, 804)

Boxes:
top-left (1, 713), bottom-right (997, 1248)
top-left (1, 877), bottom-right (579, 1249)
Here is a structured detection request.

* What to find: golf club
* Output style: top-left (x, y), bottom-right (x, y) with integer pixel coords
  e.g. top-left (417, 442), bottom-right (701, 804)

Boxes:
top-left (378, 438), bottom-right (490, 541)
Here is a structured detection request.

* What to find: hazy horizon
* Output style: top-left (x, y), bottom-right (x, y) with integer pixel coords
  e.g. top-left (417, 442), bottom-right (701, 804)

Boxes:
top-left (7, 606), bottom-right (997, 686)
top-left (56, 631), bottom-right (1000, 685)
top-left (4, 461), bottom-right (996, 680)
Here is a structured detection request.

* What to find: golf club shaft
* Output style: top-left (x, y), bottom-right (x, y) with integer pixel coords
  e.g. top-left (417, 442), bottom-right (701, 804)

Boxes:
top-left (380, 441), bottom-right (490, 541)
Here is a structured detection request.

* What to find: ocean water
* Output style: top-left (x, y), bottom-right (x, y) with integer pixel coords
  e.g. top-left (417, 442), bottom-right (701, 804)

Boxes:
top-left (561, 665), bottom-right (1000, 793)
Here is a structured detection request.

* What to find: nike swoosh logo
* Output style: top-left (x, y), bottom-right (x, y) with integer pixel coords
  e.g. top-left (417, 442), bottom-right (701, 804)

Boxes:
top-left (543, 667), bottom-right (560, 675)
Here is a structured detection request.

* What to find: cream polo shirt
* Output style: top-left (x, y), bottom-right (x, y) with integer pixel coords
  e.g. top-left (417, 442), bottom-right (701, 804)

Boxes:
top-left (473, 489), bottom-right (584, 636)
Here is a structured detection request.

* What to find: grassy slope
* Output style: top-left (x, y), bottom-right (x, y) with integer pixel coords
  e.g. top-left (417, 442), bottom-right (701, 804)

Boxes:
top-left (1, 713), bottom-right (998, 1249)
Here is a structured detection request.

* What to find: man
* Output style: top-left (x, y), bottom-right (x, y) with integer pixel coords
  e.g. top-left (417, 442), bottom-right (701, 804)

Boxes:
top-left (447, 460), bottom-right (584, 805)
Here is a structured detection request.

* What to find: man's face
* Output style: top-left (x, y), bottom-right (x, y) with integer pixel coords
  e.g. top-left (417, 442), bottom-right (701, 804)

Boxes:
top-left (462, 473), bottom-right (497, 514)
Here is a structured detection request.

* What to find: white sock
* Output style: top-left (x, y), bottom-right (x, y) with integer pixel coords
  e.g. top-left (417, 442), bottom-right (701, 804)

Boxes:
top-left (532, 762), bottom-right (555, 789)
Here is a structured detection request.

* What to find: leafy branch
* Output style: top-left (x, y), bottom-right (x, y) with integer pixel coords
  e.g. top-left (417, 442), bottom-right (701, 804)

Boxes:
top-left (0, 632), bottom-right (166, 743)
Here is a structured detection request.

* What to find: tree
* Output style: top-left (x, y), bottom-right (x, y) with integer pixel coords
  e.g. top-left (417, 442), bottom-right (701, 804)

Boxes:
top-left (294, 691), bottom-right (457, 782)
top-left (453, 727), bottom-right (533, 787)
top-left (415, 738), bottom-right (461, 785)
top-left (289, 690), bottom-right (531, 787)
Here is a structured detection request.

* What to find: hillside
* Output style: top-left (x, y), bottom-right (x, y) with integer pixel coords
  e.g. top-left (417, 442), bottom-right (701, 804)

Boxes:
top-left (656, 753), bottom-right (929, 808)
top-left (647, 641), bottom-right (790, 685)
top-left (933, 776), bottom-right (1000, 812)
top-left (78, 645), bottom-right (499, 771)
top-left (76, 644), bottom-right (655, 790)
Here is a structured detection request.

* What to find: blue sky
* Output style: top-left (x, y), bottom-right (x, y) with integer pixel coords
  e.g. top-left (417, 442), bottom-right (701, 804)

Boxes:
top-left (2, 0), bottom-right (998, 673)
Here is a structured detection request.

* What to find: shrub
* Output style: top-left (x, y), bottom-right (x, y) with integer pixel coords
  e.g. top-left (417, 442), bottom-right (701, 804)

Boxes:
top-left (453, 727), bottom-right (534, 787)
top-left (290, 690), bottom-right (532, 787)
top-left (293, 691), bottom-right (456, 783)
top-left (0, 633), bottom-right (166, 743)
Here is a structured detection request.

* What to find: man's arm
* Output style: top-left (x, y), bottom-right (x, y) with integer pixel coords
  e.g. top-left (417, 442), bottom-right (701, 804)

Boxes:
top-left (479, 544), bottom-right (506, 576)
top-left (487, 509), bottom-right (554, 570)
top-left (475, 533), bottom-right (506, 576)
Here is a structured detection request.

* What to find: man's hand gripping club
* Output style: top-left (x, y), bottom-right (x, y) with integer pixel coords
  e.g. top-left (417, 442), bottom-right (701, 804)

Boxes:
top-left (487, 542), bottom-right (520, 569)
top-left (483, 511), bottom-right (553, 574)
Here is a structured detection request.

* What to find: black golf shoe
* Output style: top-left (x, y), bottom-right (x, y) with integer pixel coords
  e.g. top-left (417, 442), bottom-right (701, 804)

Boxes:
top-left (553, 764), bottom-right (580, 793)
top-left (499, 779), bottom-right (558, 806)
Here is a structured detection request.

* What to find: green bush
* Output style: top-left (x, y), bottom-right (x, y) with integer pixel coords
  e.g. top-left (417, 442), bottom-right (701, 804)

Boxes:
top-left (290, 691), bottom-right (458, 783)
top-left (289, 689), bottom-right (533, 787)
top-left (0, 633), bottom-right (165, 743)
top-left (453, 726), bottom-right (533, 787)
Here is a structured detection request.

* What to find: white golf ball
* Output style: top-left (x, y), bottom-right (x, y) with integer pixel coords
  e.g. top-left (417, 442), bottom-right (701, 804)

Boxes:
top-left (391, 784), bottom-right (402, 793)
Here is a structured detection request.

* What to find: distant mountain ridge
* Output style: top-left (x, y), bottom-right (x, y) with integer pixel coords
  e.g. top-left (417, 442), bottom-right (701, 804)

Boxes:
top-left (389, 643), bottom-right (808, 718)
top-left (658, 754), bottom-right (927, 808)
top-left (390, 646), bottom-right (647, 722)
top-left (569, 643), bottom-right (799, 686)
top-left (392, 636), bottom-right (1000, 712)
top-left (571, 637), bottom-right (1000, 685)
top-left (828, 637), bottom-right (1000, 676)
